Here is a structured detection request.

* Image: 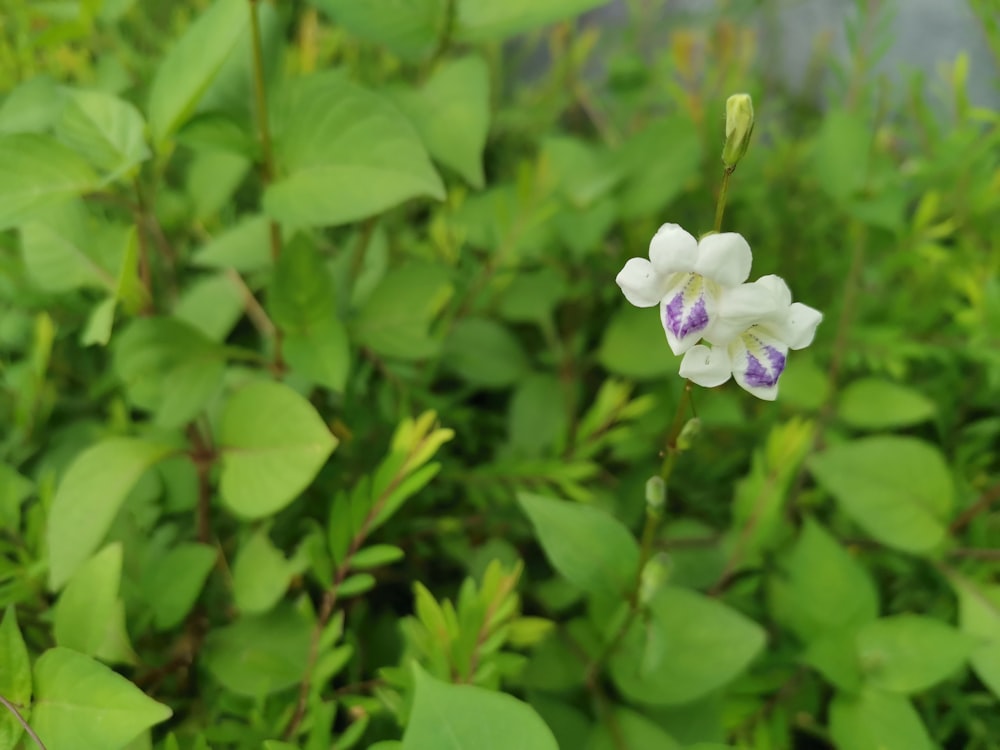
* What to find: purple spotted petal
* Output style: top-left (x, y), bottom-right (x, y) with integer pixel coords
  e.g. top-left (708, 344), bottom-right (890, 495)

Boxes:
top-left (743, 345), bottom-right (786, 388)
top-left (660, 278), bottom-right (712, 355)
top-left (732, 331), bottom-right (789, 401)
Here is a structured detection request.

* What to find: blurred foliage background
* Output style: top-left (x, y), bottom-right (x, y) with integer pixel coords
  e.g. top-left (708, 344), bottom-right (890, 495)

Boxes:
top-left (0, 0), bottom-right (999, 749)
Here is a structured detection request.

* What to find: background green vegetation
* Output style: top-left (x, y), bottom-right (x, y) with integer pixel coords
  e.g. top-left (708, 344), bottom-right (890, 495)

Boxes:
top-left (0, 1), bottom-right (998, 749)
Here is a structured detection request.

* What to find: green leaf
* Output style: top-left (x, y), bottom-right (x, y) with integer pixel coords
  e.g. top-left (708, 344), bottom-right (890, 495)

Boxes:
top-left (113, 317), bottom-right (227, 428)
top-left (0, 75), bottom-right (66, 134)
top-left (391, 56), bottom-right (490, 187)
top-left (508, 374), bottom-right (568, 457)
top-left (265, 73), bottom-right (444, 227)
top-left (350, 544), bottom-right (405, 570)
top-left (599, 306), bottom-right (676, 379)
top-left (542, 135), bottom-right (623, 208)
top-left (269, 235), bottom-right (350, 392)
top-left (32, 648), bottom-right (172, 750)
top-left (147, 0), bottom-right (250, 145)
top-left (47, 437), bottom-right (175, 590)
top-left (202, 605), bottom-right (312, 697)
top-left (232, 528), bottom-right (293, 614)
top-left (442, 317), bottom-right (530, 389)
top-left (0, 133), bottom-right (97, 230)
top-left (610, 586), bottom-right (766, 705)
top-left (0, 464), bottom-right (33, 532)
top-left (55, 89), bottom-right (150, 180)
top-left (812, 109), bottom-right (870, 203)
top-left (588, 707), bottom-right (681, 750)
top-left (353, 263), bottom-right (453, 360)
top-left (517, 491), bottom-right (639, 598)
top-left (617, 117), bottom-right (702, 219)
top-left (191, 214), bottom-right (273, 272)
top-left (53, 543), bottom-right (124, 657)
top-left (855, 615), bottom-right (973, 693)
top-left (768, 519), bottom-right (879, 642)
top-left (0, 607), bottom-right (32, 750)
top-left (829, 689), bottom-right (933, 750)
top-left (808, 437), bottom-right (954, 553)
top-left (402, 664), bottom-right (559, 750)
top-left (456, 0), bottom-right (609, 42)
top-left (953, 576), bottom-right (1000, 700)
top-left (837, 378), bottom-right (936, 430)
top-left (218, 381), bottom-right (337, 519)
top-left (142, 542), bottom-right (217, 630)
top-left (311, 0), bottom-right (446, 62)
top-left (801, 629), bottom-right (864, 693)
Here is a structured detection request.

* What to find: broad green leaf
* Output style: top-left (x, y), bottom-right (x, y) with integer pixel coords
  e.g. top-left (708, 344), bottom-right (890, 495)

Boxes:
top-left (768, 519), bottom-right (879, 642)
top-left (855, 615), bottom-right (973, 693)
top-left (508, 374), bottom-right (569, 457)
top-left (218, 381), bottom-right (337, 519)
top-left (265, 73), bottom-right (444, 227)
top-left (232, 528), bottom-right (293, 614)
top-left (310, 0), bottom-right (446, 61)
top-left (542, 135), bottom-right (623, 208)
top-left (953, 576), bottom-right (1000, 700)
top-left (147, 0), bottom-right (249, 145)
top-left (32, 648), bottom-right (172, 750)
top-left (599, 306), bottom-right (676, 379)
top-left (269, 236), bottom-right (350, 392)
top-left (0, 133), bottom-right (97, 230)
top-left (837, 378), bottom-right (936, 430)
top-left (829, 689), bottom-right (933, 750)
top-left (55, 89), bottom-right (150, 180)
top-left (353, 263), bottom-right (453, 360)
top-left (54, 544), bottom-right (123, 657)
top-left (442, 317), bottom-right (530, 388)
top-left (185, 150), bottom-right (251, 221)
top-left (391, 56), bottom-right (490, 187)
top-left (113, 317), bottom-right (227, 428)
top-left (402, 664), bottom-right (559, 750)
top-left (191, 214), bottom-right (274, 272)
top-left (808, 437), bottom-right (953, 553)
top-left (19, 200), bottom-right (117, 292)
top-left (456, 0), bottom-right (608, 42)
top-left (0, 607), bottom-right (31, 750)
top-left (617, 117), bottom-right (702, 219)
top-left (142, 543), bottom-right (216, 630)
top-left (801, 629), bottom-right (864, 693)
top-left (172, 272), bottom-right (246, 342)
top-left (588, 707), bottom-right (681, 750)
top-left (812, 109), bottom-right (870, 203)
top-left (610, 586), bottom-right (766, 705)
top-left (517, 491), bottom-right (639, 598)
top-left (0, 75), bottom-right (66, 134)
top-left (202, 605), bottom-right (312, 696)
top-left (47, 437), bottom-right (175, 590)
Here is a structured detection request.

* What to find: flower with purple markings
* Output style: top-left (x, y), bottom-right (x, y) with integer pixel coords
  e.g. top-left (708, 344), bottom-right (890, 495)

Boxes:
top-left (616, 223), bottom-right (754, 355)
top-left (678, 275), bottom-right (823, 400)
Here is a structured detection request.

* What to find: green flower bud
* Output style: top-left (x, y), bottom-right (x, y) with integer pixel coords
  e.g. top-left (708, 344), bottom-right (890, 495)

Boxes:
top-left (722, 93), bottom-right (754, 169)
top-left (645, 475), bottom-right (665, 513)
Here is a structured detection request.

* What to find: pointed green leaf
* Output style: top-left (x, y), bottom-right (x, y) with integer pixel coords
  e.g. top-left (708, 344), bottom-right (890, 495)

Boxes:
top-left (517, 491), bottom-right (639, 598)
top-left (402, 664), bottom-right (558, 750)
top-left (218, 381), bottom-right (337, 519)
top-left (56, 89), bottom-right (150, 180)
top-left (443, 317), bottom-right (530, 389)
top-left (837, 378), bottom-right (936, 430)
top-left (264, 73), bottom-right (444, 227)
top-left (310, 0), bottom-right (446, 61)
top-left (232, 528), bottom-right (293, 614)
top-left (829, 689), bottom-right (933, 750)
top-left (47, 438), bottom-right (175, 590)
top-left (32, 648), bottom-right (172, 750)
top-left (0, 607), bottom-right (32, 750)
top-left (953, 576), bottom-right (1000, 700)
top-left (456, 0), bottom-right (608, 42)
top-left (54, 544), bottom-right (124, 657)
top-left (142, 543), bottom-right (217, 630)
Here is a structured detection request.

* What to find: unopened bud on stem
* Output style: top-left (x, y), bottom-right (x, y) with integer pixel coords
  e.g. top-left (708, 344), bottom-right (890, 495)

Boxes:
top-left (722, 93), bottom-right (754, 170)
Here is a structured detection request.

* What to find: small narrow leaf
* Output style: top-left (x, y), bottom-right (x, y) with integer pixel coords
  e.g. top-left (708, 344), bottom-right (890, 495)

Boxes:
top-left (0, 607), bottom-right (32, 750)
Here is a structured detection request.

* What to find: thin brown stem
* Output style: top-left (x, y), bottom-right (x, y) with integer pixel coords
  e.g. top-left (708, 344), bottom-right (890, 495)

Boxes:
top-left (949, 483), bottom-right (1000, 535)
top-left (0, 694), bottom-right (47, 750)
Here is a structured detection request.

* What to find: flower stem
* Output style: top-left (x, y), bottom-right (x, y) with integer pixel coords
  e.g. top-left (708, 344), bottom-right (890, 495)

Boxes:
top-left (713, 166), bottom-right (734, 233)
top-left (0, 694), bottom-right (47, 750)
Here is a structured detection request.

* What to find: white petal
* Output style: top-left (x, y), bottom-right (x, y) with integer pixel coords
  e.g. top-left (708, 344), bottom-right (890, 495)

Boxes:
top-left (693, 232), bottom-right (752, 287)
top-left (680, 344), bottom-right (733, 388)
top-left (704, 282), bottom-right (781, 345)
top-left (648, 223), bottom-right (698, 275)
top-left (730, 333), bottom-right (787, 401)
top-left (616, 257), bottom-right (665, 307)
top-left (753, 274), bottom-right (793, 308)
top-left (785, 302), bottom-right (823, 349)
top-left (660, 275), bottom-right (713, 355)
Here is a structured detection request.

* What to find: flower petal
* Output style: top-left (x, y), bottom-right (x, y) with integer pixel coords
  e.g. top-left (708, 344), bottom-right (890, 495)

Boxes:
top-left (784, 302), bottom-right (823, 349)
top-left (693, 232), bottom-right (752, 286)
top-left (680, 344), bottom-right (733, 388)
top-left (660, 274), bottom-right (713, 354)
top-left (704, 282), bottom-right (781, 345)
top-left (648, 223), bottom-right (698, 275)
top-left (753, 274), bottom-right (792, 308)
top-left (616, 257), bottom-right (665, 307)
top-left (730, 331), bottom-right (788, 401)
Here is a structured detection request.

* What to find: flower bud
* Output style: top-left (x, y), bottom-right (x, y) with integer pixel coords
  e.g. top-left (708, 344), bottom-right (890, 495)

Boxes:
top-left (645, 475), bottom-right (666, 513)
top-left (722, 93), bottom-right (754, 169)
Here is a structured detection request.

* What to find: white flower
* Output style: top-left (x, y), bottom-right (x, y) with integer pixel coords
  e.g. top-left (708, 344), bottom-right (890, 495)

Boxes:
top-left (678, 275), bottom-right (822, 400)
top-left (615, 223), bottom-right (754, 354)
